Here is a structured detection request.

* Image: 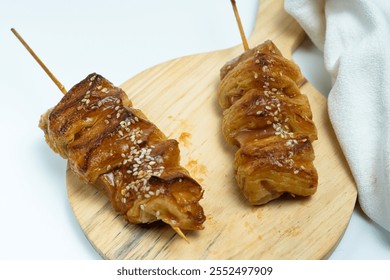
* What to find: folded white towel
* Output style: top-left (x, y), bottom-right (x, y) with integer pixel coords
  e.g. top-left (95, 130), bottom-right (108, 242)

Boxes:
top-left (285, 0), bottom-right (390, 232)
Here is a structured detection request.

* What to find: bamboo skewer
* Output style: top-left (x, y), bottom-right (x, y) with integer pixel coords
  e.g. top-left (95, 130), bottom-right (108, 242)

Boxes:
top-left (173, 226), bottom-right (189, 243)
top-left (11, 27), bottom-right (190, 242)
top-left (10, 28), bottom-right (67, 95)
top-left (230, 0), bottom-right (250, 51)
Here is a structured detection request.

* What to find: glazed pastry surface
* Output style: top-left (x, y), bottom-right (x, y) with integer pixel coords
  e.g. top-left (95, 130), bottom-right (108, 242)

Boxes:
top-left (218, 40), bottom-right (318, 205)
top-left (40, 74), bottom-right (205, 230)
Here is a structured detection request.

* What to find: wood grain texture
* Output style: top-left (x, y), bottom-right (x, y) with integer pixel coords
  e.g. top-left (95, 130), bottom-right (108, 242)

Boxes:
top-left (66, 0), bottom-right (357, 259)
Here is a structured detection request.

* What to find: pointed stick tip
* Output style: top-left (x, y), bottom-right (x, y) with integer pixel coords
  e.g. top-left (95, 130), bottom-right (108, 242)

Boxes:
top-left (172, 226), bottom-right (189, 243)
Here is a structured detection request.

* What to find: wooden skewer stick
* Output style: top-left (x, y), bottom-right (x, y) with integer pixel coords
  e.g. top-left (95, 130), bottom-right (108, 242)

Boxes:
top-left (230, 0), bottom-right (250, 51)
top-left (172, 226), bottom-right (189, 243)
top-left (11, 28), bottom-right (67, 95)
top-left (10, 27), bottom-right (190, 242)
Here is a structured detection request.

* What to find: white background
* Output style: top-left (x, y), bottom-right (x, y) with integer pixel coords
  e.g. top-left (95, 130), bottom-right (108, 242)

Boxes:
top-left (0, 0), bottom-right (389, 259)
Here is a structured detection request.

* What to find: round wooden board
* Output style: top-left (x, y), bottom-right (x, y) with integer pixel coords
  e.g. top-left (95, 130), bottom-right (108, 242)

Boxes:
top-left (66, 0), bottom-right (357, 259)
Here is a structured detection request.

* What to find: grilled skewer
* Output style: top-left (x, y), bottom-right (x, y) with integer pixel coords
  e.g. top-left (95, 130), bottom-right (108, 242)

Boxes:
top-left (217, 1), bottom-right (318, 204)
top-left (12, 28), bottom-right (206, 239)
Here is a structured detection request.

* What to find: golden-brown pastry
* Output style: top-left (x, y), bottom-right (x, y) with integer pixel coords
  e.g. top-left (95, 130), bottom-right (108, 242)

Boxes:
top-left (40, 73), bottom-right (205, 232)
top-left (218, 40), bottom-right (318, 205)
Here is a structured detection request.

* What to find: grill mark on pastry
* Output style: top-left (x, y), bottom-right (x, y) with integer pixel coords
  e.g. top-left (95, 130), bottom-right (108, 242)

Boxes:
top-left (68, 89), bottom-right (138, 175)
top-left (51, 102), bottom-right (120, 139)
top-left (49, 75), bottom-right (102, 134)
top-left (69, 113), bottom-right (130, 174)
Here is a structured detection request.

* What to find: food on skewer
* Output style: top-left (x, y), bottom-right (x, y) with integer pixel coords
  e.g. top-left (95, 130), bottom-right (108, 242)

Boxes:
top-left (217, 1), bottom-right (318, 205)
top-left (40, 73), bottom-right (206, 234)
top-left (11, 28), bottom-right (205, 238)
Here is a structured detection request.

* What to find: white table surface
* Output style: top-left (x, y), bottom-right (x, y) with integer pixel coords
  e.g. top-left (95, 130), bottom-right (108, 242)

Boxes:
top-left (1, 0), bottom-right (389, 260)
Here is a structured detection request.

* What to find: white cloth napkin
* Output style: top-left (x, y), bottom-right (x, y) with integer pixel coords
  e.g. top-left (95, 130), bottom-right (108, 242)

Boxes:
top-left (285, 0), bottom-right (390, 232)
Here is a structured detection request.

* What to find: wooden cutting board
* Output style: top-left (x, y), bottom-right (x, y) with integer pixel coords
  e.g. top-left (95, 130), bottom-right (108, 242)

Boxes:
top-left (67, 0), bottom-right (357, 259)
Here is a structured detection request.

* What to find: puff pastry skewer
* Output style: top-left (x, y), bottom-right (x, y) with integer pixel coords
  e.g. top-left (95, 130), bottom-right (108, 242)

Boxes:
top-left (218, 2), bottom-right (318, 205)
top-left (11, 29), bottom-right (205, 239)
